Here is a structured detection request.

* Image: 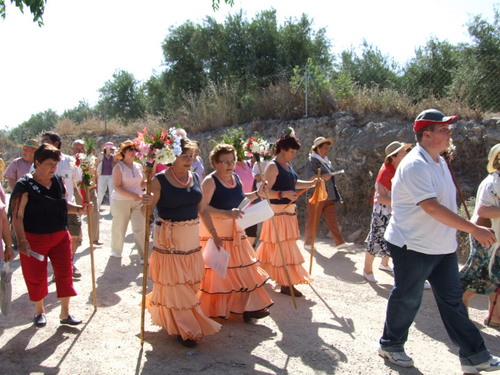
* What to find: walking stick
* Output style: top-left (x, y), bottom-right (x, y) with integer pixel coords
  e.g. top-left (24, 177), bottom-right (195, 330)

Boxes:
top-left (486, 287), bottom-right (500, 326)
top-left (444, 156), bottom-right (471, 220)
top-left (308, 169), bottom-right (322, 275)
top-left (140, 166), bottom-right (154, 345)
top-left (84, 187), bottom-right (98, 310)
top-left (256, 160), bottom-right (297, 309)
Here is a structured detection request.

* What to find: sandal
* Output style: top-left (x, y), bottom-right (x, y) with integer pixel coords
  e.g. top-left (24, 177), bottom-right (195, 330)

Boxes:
top-left (484, 318), bottom-right (500, 328)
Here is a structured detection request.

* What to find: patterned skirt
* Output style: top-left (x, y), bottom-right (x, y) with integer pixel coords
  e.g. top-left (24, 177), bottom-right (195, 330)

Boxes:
top-left (460, 238), bottom-right (500, 295)
top-left (365, 209), bottom-right (390, 257)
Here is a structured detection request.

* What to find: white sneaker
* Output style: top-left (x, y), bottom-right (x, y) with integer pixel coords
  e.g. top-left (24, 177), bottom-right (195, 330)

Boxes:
top-left (110, 250), bottom-right (122, 258)
top-left (424, 281), bottom-right (431, 290)
top-left (336, 242), bottom-right (354, 250)
top-left (461, 355), bottom-right (500, 373)
top-left (304, 244), bottom-right (312, 251)
top-left (378, 347), bottom-right (414, 368)
top-left (363, 271), bottom-right (378, 283)
top-left (378, 264), bottom-right (394, 273)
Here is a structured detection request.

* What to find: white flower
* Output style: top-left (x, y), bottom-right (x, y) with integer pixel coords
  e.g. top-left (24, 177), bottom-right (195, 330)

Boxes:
top-left (155, 147), bottom-right (176, 165)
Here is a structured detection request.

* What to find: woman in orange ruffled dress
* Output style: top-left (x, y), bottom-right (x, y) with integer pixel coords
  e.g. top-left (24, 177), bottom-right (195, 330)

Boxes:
top-left (256, 129), bottom-right (317, 297)
top-left (198, 144), bottom-right (273, 322)
top-left (142, 138), bottom-right (221, 347)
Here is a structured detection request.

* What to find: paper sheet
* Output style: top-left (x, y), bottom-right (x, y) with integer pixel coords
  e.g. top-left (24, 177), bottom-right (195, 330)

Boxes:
top-left (237, 199), bottom-right (274, 229)
top-left (202, 238), bottom-right (230, 278)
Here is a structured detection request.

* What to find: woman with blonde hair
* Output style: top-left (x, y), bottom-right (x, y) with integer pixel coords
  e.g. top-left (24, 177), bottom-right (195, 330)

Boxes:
top-left (198, 143), bottom-right (273, 322)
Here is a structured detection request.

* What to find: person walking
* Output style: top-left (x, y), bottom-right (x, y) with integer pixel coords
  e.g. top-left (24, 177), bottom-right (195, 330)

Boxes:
top-left (304, 136), bottom-right (353, 251)
top-left (461, 143), bottom-right (500, 328)
top-left (378, 109), bottom-right (500, 373)
top-left (363, 141), bottom-right (411, 283)
top-left (96, 142), bottom-right (116, 209)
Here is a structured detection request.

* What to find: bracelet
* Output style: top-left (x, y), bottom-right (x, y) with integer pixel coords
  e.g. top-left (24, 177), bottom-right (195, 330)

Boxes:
top-left (5, 245), bottom-right (13, 249)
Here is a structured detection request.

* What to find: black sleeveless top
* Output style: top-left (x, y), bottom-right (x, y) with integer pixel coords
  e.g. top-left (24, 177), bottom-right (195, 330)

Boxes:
top-left (155, 171), bottom-right (201, 221)
top-left (11, 173), bottom-right (68, 234)
top-left (270, 160), bottom-right (298, 205)
top-left (209, 173), bottom-right (245, 210)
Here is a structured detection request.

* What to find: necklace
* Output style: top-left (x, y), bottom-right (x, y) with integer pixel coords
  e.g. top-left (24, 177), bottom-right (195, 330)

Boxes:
top-left (170, 168), bottom-right (192, 191)
top-left (122, 161), bottom-right (135, 178)
top-left (216, 172), bottom-right (236, 188)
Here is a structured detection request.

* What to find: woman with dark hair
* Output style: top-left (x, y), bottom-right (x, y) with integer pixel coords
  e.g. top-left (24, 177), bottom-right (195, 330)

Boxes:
top-left (256, 129), bottom-right (317, 297)
top-left (142, 138), bottom-right (221, 348)
top-left (110, 140), bottom-right (146, 262)
top-left (198, 143), bottom-right (273, 322)
top-left (10, 143), bottom-right (91, 327)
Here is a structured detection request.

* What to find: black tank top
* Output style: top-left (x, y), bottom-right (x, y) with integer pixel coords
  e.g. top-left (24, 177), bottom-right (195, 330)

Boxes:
top-left (209, 173), bottom-right (245, 210)
top-left (270, 160), bottom-right (298, 205)
top-left (155, 172), bottom-right (201, 221)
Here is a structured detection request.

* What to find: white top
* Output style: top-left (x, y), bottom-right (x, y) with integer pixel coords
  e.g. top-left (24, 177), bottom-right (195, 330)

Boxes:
top-left (111, 162), bottom-right (144, 200)
top-left (384, 144), bottom-right (457, 255)
top-left (57, 153), bottom-right (81, 204)
top-left (252, 160), bottom-right (269, 190)
top-left (472, 171), bottom-right (500, 253)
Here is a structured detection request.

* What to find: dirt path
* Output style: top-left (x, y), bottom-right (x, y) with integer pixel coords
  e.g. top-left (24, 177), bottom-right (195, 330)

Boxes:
top-left (0, 201), bottom-right (498, 375)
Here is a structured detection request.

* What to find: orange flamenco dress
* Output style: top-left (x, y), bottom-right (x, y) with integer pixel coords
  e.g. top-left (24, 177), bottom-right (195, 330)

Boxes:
top-left (145, 218), bottom-right (221, 341)
top-left (256, 203), bottom-right (313, 286)
top-left (198, 216), bottom-right (273, 318)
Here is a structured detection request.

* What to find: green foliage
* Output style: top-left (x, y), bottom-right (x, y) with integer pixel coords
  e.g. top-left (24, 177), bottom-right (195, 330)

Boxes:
top-left (62, 100), bottom-right (96, 124)
top-left (96, 70), bottom-right (145, 124)
top-left (0, 0), bottom-right (46, 26)
top-left (8, 109), bottom-right (59, 143)
top-left (216, 127), bottom-right (245, 161)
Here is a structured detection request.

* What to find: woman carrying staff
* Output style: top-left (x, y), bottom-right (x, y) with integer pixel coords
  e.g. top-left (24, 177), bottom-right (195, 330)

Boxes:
top-left (142, 137), bottom-right (221, 348)
top-left (461, 143), bottom-right (500, 328)
top-left (198, 144), bottom-right (273, 323)
top-left (10, 143), bottom-right (91, 327)
top-left (256, 128), bottom-right (317, 297)
top-left (110, 140), bottom-right (146, 263)
top-left (363, 141), bottom-right (411, 283)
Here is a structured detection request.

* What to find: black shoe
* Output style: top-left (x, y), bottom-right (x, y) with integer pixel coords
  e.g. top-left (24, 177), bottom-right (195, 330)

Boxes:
top-left (243, 308), bottom-right (270, 323)
top-left (60, 314), bottom-right (82, 325)
top-left (280, 285), bottom-right (303, 297)
top-left (34, 313), bottom-right (47, 327)
top-left (177, 335), bottom-right (197, 348)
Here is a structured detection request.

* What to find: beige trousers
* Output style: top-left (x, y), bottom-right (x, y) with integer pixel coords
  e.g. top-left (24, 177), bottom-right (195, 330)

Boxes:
top-left (110, 199), bottom-right (145, 257)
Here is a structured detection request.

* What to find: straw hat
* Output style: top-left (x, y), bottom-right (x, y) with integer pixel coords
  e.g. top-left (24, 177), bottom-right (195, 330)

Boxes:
top-left (384, 141), bottom-right (412, 162)
top-left (486, 143), bottom-right (500, 173)
top-left (310, 136), bottom-right (334, 153)
top-left (17, 139), bottom-right (38, 148)
top-left (118, 140), bottom-right (138, 155)
top-left (0, 158), bottom-right (5, 172)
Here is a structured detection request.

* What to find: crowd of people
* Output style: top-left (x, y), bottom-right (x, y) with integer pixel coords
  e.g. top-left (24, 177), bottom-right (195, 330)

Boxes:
top-left (0, 109), bottom-right (499, 373)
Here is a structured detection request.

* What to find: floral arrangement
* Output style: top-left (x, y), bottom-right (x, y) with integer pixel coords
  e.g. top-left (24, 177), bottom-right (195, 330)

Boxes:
top-left (133, 127), bottom-right (182, 167)
top-left (75, 139), bottom-right (97, 189)
top-left (243, 137), bottom-right (273, 161)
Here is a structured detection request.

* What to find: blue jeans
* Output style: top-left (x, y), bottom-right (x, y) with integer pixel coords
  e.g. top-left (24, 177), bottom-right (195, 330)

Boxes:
top-left (380, 242), bottom-right (491, 366)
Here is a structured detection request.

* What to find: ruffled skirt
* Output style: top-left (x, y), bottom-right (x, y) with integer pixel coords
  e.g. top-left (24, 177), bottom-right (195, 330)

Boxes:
top-left (145, 218), bottom-right (221, 340)
top-left (256, 204), bottom-right (313, 286)
top-left (198, 216), bottom-right (273, 318)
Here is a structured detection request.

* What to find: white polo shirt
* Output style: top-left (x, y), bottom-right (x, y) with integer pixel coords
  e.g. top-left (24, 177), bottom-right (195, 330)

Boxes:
top-left (384, 144), bottom-right (457, 255)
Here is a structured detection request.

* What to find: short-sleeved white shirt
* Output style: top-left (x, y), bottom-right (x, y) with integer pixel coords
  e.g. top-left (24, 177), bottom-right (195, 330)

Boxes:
top-left (472, 171), bottom-right (500, 253)
top-left (384, 144), bottom-right (457, 255)
top-left (57, 153), bottom-right (81, 204)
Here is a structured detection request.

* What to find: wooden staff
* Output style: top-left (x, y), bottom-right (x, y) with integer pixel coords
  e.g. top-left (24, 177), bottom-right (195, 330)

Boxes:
top-left (140, 166), bottom-right (154, 345)
top-left (256, 160), bottom-right (297, 309)
top-left (444, 155), bottom-right (471, 220)
top-left (83, 187), bottom-right (98, 310)
top-left (308, 169), bottom-right (322, 275)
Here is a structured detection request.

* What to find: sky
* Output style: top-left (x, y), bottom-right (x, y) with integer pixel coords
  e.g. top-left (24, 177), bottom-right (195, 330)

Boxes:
top-left (0, 0), bottom-right (497, 130)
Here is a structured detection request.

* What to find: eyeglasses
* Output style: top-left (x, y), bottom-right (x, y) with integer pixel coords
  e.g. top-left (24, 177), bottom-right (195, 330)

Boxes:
top-left (217, 160), bottom-right (236, 166)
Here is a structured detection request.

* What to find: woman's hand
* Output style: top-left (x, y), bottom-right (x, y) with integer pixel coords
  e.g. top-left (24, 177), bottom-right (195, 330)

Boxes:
top-left (134, 194), bottom-right (143, 201)
top-left (18, 239), bottom-right (31, 256)
top-left (4, 246), bottom-right (15, 262)
top-left (81, 201), bottom-right (94, 214)
top-left (321, 173), bottom-right (332, 181)
top-left (281, 190), bottom-right (298, 201)
top-left (142, 193), bottom-right (153, 206)
top-left (226, 208), bottom-right (244, 219)
top-left (213, 233), bottom-right (223, 250)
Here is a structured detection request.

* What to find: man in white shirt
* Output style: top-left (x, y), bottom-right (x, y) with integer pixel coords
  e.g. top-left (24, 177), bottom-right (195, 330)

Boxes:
top-left (379, 109), bottom-right (500, 374)
top-left (41, 132), bottom-right (83, 279)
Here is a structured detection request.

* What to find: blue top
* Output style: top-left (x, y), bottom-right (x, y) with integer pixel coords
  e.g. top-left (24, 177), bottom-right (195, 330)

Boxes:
top-left (270, 160), bottom-right (298, 205)
top-left (155, 172), bottom-right (201, 221)
top-left (11, 174), bottom-right (68, 234)
top-left (210, 173), bottom-right (245, 210)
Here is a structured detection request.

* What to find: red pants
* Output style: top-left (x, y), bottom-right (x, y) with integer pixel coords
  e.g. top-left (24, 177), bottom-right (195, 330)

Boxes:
top-left (20, 230), bottom-right (77, 302)
top-left (304, 200), bottom-right (345, 246)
